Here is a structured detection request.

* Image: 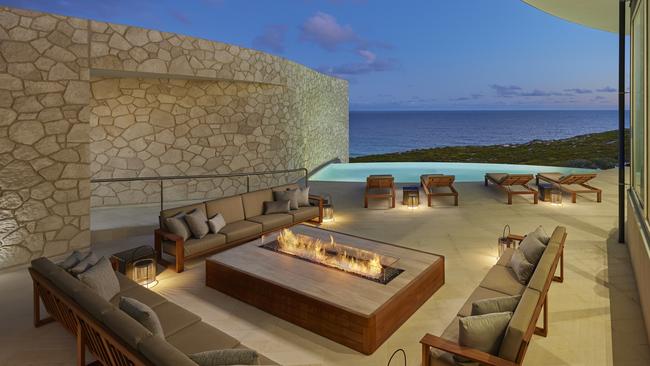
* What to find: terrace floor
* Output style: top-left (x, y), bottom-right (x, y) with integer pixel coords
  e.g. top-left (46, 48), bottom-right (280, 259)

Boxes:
top-left (1, 168), bottom-right (649, 365)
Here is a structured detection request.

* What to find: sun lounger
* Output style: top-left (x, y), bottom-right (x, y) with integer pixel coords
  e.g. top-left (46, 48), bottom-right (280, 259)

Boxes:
top-left (364, 175), bottom-right (395, 208)
top-left (484, 173), bottom-right (538, 205)
top-left (420, 174), bottom-right (459, 206)
top-left (536, 173), bottom-right (601, 203)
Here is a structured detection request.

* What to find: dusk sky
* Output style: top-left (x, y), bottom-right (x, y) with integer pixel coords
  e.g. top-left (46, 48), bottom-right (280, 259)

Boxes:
top-left (2, 0), bottom-right (625, 110)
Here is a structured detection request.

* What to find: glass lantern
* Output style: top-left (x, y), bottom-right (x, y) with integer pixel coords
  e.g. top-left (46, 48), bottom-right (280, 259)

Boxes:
top-left (407, 194), bottom-right (419, 209)
top-left (550, 188), bottom-right (563, 206)
top-left (322, 194), bottom-right (334, 222)
top-left (497, 225), bottom-right (513, 259)
top-left (129, 246), bottom-right (157, 288)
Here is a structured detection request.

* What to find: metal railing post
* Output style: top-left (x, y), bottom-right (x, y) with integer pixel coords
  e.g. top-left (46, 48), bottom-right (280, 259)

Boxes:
top-left (246, 176), bottom-right (250, 192)
top-left (303, 168), bottom-right (309, 187)
top-left (160, 180), bottom-right (164, 211)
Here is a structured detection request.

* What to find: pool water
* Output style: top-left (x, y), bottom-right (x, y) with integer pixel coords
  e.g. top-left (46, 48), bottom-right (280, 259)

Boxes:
top-left (310, 162), bottom-right (595, 183)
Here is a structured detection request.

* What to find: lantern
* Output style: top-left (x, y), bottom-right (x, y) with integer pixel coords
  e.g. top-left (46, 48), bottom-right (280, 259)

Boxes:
top-left (322, 194), bottom-right (334, 222)
top-left (497, 225), bottom-right (514, 259)
top-left (550, 188), bottom-right (563, 206)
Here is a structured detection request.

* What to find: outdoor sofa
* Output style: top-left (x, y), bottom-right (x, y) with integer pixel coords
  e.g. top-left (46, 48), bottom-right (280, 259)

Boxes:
top-left (29, 256), bottom-right (277, 366)
top-left (155, 183), bottom-right (324, 272)
top-left (421, 226), bottom-right (567, 366)
top-left (484, 173), bottom-right (538, 205)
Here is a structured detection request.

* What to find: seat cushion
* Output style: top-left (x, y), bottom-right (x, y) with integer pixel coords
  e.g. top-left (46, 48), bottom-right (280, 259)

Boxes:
top-left (116, 272), bottom-right (139, 292)
top-left (101, 308), bottom-right (152, 349)
top-left (479, 265), bottom-right (525, 296)
top-left (242, 189), bottom-right (273, 218)
top-left (289, 206), bottom-right (319, 223)
top-left (166, 321), bottom-right (240, 354)
top-left (220, 220), bottom-right (262, 242)
top-left (206, 195), bottom-right (245, 224)
top-left (162, 233), bottom-right (227, 257)
top-left (138, 334), bottom-right (197, 366)
top-left (247, 213), bottom-right (293, 231)
top-left (110, 284), bottom-right (168, 308)
top-left (458, 287), bottom-right (511, 317)
top-left (367, 187), bottom-right (393, 195)
top-left (486, 173), bottom-right (508, 183)
top-left (152, 301), bottom-right (201, 337)
top-left (499, 288), bottom-right (541, 362)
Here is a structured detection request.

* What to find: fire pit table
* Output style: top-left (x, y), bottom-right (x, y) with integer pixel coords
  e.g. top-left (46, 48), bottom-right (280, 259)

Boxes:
top-left (206, 224), bottom-right (444, 354)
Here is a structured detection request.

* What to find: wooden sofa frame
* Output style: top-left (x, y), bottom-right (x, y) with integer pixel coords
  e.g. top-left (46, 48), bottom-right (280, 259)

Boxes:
top-left (485, 174), bottom-right (538, 205)
top-left (155, 195), bottom-right (325, 273)
top-left (420, 230), bottom-right (567, 366)
top-left (30, 267), bottom-right (153, 366)
top-left (420, 175), bottom-right (459, 206)
top-left (536, 173), bottom-right (602, 204)
top-left (364, 176), bottom-right (396, 208)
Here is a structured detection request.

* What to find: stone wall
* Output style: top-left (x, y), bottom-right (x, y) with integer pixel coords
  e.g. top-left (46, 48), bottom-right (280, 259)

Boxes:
top-left (0, 6), bottom-right (348, 270)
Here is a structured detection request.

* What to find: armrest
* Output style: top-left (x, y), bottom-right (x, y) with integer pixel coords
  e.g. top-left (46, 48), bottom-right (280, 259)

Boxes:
top-left (420, 334), bottom-right (517, 366)
top-left (507, 234), bottom-right (526, 243)
top-left (155, 229), bottom-right (183, 242)
top-left (308, 194), bottom-right (325, 207)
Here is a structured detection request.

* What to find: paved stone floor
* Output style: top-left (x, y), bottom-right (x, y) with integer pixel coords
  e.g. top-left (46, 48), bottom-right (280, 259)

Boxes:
top-left (1, 168), bottom-right (649, 365)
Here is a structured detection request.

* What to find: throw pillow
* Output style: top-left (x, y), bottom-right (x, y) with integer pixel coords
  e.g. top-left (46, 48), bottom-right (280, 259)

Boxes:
top-left (455, 312), bottom-right (512, 362)
top-left (189, 349), bottom-right (259, 366)
top-left (295, 186), bottom-right (310, 207)
top-left (529, 225), bottom-right (550, 244)
top-left (77, 257), bottom-right (120, 301)
top-left (119, 297), bottom-right (164, 336)
top-left (264, 200), bottom-right (290, 214)
top-left (519, 235), bottom-right (546, 266)
top-left (471, 295), bottom-right (521, 316)
top-left (184, 209), bottom-right (209, 239)
top-left (509, 249), bottom-right (535, 285)
top-left (58, 250), bottom-right (84, 270)
top-left (208, 213), bottom-right (226, 234)
top-left (69, 252), bottom-right (100, 275)
top-left (165, 213), bottom-right (191, 241)
top-left (274, 189), bottom-right (299, 210)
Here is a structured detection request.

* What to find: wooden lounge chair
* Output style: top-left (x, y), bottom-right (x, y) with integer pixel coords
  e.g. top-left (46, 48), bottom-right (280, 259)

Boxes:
top-left (364, 175), bottom-right (395, 208)
top-left (536, 173), bottom-right (601, 203)
top-left (420, 174), bottom-right (459, 206)
top-left (484, 173), bottom-right (538, 205)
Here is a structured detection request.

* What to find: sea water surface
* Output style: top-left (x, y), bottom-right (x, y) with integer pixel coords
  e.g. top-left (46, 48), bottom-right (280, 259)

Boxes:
top-left (350, 110), bottom-right (628, 157)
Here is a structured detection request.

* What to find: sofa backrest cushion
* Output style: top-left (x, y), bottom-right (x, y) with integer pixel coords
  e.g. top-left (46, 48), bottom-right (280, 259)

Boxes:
top-left (498, 288), bottom-right (541, 362)
top-left (242, 189), bottom-right (273, 218)
top-left (273, 183), bottom-right (300, 192)
top-left (206, 195), bottom-right (245, 224)
top-left (48, 265), bottom-right (87, 298)
top-left (102, 307), bottom-right (152, 349)
top-left (72, 287), bottom-right (116, 320)
top-left (527, 238), bottom-right (560, 292)
top-left (77, 257), bottom-right (121, 301)
top-left (32, 257), bottom-right (64, 277)
top-left (160, 203), bottom-right (207, 230)
top-left (138, 334), bottom-right (198, 366)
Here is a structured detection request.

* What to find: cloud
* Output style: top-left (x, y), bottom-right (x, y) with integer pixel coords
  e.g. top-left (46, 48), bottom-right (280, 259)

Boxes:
top-left (300, 12), bottom-right (359, 51)
top-left (170, 10), bottom-right (191, 25)
top-left (450, 94), bottom-right (483, 102)
top-left (253, 25), bottom-right (287, 53)
top-left (317, 55), bottom-right (397, 77)
top-left (597, 86), bottom-right (617, 93)
top-left (564, 88), bottom-right (593, 94)
top-left (489, 84), bottom-right (523, 98)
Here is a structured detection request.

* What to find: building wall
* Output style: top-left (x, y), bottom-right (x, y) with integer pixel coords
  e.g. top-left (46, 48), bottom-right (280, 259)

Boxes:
top-left (0, 6), bottom-right (348, 270)
top-left (625, 197), bottom-right (650, 343)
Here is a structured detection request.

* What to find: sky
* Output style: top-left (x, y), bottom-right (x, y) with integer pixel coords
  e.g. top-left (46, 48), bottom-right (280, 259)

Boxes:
top-left (2, 0), bottom-right (626, 110)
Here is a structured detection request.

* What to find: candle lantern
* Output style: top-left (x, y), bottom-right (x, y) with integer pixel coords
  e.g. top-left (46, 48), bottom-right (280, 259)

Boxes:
top-left (322, 194), bottom-right (335, 222)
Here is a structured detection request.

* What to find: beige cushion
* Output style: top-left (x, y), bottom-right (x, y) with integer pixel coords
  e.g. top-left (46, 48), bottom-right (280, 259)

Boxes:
top-left (166, 321), bottom-right (240, 354)
top-left (77, 257), bottom-right (120, 301)
top-left (496, 248), bottom-right (515, 267)
top-left (529, 226), bottom-right (550, 244)
top-left (190, 349), bottom-right (258, 366)
top-left (206, 196), bottom-right (245, 224)
top-left (457, 312), bottom-right (512, 361)
top-left (486, 173), bottom-right (508, 183)
top-left (165, 213), bottom-right (191, 241)
top-left (289, 206), bottom-right (319, 223)
top-left (472, 295), bottom-right (521, 316)
top-left (519, 235), bottom-right (546, 266)
top-left (102, 308), bottom-right (152, 348)
top-left (295, 186), bottom-right (310, 207)
top-left (242, 189), bottom-right (273, 218)
top-left (185, 209), bottom-right (209, 239)
top-left (208, 213), bottom-right (226, 233)
top-left (58, 250), bottom-right (85, 270)
top-left (527, 241), bottom-right (560, 292)
top-left (162, 233), bottom-right (227, 257)
top-left (138, 334), bottom-right (197, 366)
top-left (160, 203), bottom-right (206, 229)
top-left (479, 265), bottom-right (525, 296)
top-left (152, 301), bottom-right (201, 337)
top-left (111, 284), bottom-right (167, 308)
top-left (120, 297), bottom-right (164, 337)
top-left (274, 189), bottom-right (299, 209)
top-left (263, 200), bottom-right (290, 214)
top-left (509, 249), bottom-right (535, 285)
top-left (499, 288), bottom-right (541, 361)
top-left (247, 213), bottom-right (293, 231)
top-left (220, 220), bottom-right (263, 242)
top-left (458, 287), bottom-right (509, 317)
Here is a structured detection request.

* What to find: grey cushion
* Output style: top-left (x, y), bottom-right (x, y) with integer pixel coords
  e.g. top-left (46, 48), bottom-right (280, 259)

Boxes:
top-left (32, 257), bottom-right (65, 276)
top-left (165, 213), bottom-right (191, 241)
top-left (138, 335), bottom-right (197, 366)
top-left (496, 248), bottom-right (515, 267)
top-left (111, 284), bottom-right (168, 308)
top-left (49, 269), bottom-right (87, 298)
top-left (289, 206), bottom-right (319, 223)
top-left (264, 200), bottom-right (290, 214)
top-left (458, 286), bottom-right (509, 318)
top-left (208, 213), bottom-right (226, 233)
top-left (152, 301), bottom-right (201, 337)
top-left (456, 312), bottom-right (512, 362)
top-left (220, 220), bottom-right (262, 242)
top-left (519, 235), bottom-right (546, 266)
top-left (273, 189), bottom-right (299, 210)
top-left (529, 226), bottom-right (550, 244)
top-left (472, 295), bottom-right (521, 316)
top-left (102, 308), bottom-right (152, 349)
top-left (120, 297), bottom-right (164, 337)
top-left (69, 252), bottom-right (99, 275)
top-left (479, 265), bottom-right (526, 296)
top-left (247, 213), bottom-right (293, 231)
top-left (185, 209), bottom-right (209, 239)
top-left (296, 186), bottom-right (310, 207)
top-left (77, 257), bottom-right (120, 301)
top-left (190, 349), bottom-right (259, 366)
top-left (58, 250), bottom-right (85, 270)
top-left (166, 321), bottom-right (240, 354)
top-left (527, 242), bottom-right (560, 291)
top-left (509, 249), bottom-right (535, 285)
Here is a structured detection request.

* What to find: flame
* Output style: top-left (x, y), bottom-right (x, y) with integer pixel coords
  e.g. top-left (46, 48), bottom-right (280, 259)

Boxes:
top-left (276, 229), bottom-right (383, 279)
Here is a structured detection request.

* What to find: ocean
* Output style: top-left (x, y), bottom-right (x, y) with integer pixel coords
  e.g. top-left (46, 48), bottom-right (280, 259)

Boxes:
top-left (349, 110), bottom-right (629, 157)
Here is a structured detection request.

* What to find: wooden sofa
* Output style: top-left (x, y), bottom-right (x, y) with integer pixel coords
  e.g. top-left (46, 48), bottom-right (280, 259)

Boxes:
top-left (155, 183), bottom-right (324, 272)
top-left (421, 226), bottom-right (567, 366)
top-left (29, 256), bottom-right (276, 366)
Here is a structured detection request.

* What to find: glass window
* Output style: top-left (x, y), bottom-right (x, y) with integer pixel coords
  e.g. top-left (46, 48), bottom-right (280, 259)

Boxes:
top-left (633, 0), bottom-right (646, 205)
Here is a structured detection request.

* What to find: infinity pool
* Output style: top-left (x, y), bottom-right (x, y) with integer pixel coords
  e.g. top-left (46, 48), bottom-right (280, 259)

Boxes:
top-left (310, 162), bottom-right (595, 183)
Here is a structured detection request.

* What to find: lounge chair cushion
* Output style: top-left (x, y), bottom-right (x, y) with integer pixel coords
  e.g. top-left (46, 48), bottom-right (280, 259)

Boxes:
top-left (499, 289), bottom-right (541, 362)
top-left (486, 173), bottom-right (508, 184)
top-left (165, 213), bottom-right (191, 241)
top-left (110, 284), bottom-right (167, 308)
top-left (77, 257), bottom-right (120, 301)
top-left (519, 235), bottom-right (546, 266)
top-left (367, 187), bottom-right (393, 195)
top-left (120, 297), bottom-right (165, 337)
top-left (138, 334), bottom-right (197, 366)
top-left (184, 209), bottom-right (209, 239)
top-left (274, 189), bottom-right (300, 209)
top-left (458, 287), bottom-right (510, 317)
top-left (166, 321), bottom-right (240, 354)
top-left (219, 220), bottom-right (262, 242)
top-left (247, 213), bottom-right (293, 231)
top-left (456, 312), bottom-right (512, 362)
top-left (242, 189), bottom-right (273, 218)
top-left (508, 249), bottom-right (535, 285)
top-left (206, 196), bottom-right (245, 224)
top-left (289, 206), bottom-right (319, 223)
top-left (472, 295), bottom-right (521, 316)
top-left (189, 349), bottom-right (258, 366)
top-left (263, 200), bottom-right (290, 214)
top-left (479, 265), bottom-right (525, 296)
top-left (162, 233), bottom-right (227, 257)
top-left (151, 301), bottom-right (201, 337)
top-left (538, 172), bottom-right (563, 182)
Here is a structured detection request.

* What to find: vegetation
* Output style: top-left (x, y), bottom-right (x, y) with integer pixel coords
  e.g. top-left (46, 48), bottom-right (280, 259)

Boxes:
top-left (351, 130), bottom-right (630, 169)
